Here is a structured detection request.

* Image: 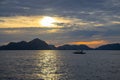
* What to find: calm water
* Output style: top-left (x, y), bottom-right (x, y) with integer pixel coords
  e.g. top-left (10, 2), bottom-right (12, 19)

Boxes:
top-left (0, 50), bottom-right (120, 80)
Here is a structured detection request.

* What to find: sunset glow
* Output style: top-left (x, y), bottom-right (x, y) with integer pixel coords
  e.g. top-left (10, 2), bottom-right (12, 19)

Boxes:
top-left (69, 40), bottom-right (109, 48)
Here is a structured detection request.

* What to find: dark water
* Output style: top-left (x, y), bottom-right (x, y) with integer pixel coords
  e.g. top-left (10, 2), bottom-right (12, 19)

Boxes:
top-left (0, 50), bottom-right (120, 80)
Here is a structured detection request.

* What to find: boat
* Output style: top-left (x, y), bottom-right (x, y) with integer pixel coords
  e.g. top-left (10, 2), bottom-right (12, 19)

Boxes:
top-left (73, 50), bottom-right (86, 54)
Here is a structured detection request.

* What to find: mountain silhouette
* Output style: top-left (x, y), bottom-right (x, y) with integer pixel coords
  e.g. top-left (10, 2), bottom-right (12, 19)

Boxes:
top-left (95, 43), bottom-right (120, 50)
top-left (49, 45), bottom-right (56, 50)
top-left (0, 39), bottom-right (119, 50)
top-left (0, 38), bottom-right (51, 50)
top-left (57, 44), bottom-right (92, 50)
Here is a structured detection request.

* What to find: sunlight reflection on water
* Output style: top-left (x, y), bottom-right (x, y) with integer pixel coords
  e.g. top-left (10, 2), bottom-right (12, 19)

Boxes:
top-left (0, 50), bottom-right (120, 80)
top-left (36, 50), bottom-right (62, 80)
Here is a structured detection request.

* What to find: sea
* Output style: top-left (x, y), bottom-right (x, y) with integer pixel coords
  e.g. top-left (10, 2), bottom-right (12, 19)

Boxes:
top-left (0, 50), bottom-right (120, 80)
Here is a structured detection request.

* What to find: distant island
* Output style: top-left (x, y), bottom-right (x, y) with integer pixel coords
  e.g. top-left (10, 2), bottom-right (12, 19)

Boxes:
top-left (0, 38), bottom-right (51, 50)
top-left (0, 38), bottom-right (120, 50)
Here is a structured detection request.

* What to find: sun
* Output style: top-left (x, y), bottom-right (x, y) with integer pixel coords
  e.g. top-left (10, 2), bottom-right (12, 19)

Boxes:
top-left (40, 16), bottom-right (56, 27)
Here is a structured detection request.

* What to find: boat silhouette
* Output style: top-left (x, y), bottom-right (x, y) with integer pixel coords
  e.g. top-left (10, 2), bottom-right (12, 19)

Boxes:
top-left (74, 50), bottom-right (86, 54)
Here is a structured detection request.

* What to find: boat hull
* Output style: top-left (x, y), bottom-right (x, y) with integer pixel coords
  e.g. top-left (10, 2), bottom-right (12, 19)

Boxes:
top-left (74, 52), bottom-right (86, 54)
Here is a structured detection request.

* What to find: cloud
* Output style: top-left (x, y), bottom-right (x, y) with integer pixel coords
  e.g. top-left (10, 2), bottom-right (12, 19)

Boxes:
top-left (0, 0), bottom-right (119, 17)
top-left (0, 24), bottom-right (120, 46)
top-left (0, 20), bottom-right (5, 22)
top-left (0, 0), bottom-right (120, 46)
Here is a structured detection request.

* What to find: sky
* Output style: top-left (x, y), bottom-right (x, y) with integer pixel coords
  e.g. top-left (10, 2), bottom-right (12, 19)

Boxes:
top-left (0, 0), bottom-right (120, 48)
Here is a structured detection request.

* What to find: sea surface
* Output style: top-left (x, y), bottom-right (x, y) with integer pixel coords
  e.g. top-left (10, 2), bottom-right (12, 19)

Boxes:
top-left (0, 50), bottom-right (120, 80)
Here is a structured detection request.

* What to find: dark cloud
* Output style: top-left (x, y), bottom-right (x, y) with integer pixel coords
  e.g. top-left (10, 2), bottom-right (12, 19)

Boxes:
top-left (0, 0), bottom-right (119, 16)
top-left (0, 0), bottom-right (120, 45)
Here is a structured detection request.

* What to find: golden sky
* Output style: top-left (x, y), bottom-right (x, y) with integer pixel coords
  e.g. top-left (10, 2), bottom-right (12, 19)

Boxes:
top-left (0, 16), bottom-right (71, 28)
top-left (0, 15), bottom-right (115, 28)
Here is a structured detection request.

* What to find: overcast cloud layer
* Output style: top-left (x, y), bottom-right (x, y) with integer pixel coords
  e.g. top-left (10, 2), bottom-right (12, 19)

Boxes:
top-left (0, 0), bottom-right (120, 47)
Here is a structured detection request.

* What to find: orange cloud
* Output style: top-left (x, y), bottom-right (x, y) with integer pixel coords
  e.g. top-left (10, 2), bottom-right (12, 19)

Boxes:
top-left (111, 21), bottom-right (120, 24)
top-left (69, 40), bottom-right (109, 48)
